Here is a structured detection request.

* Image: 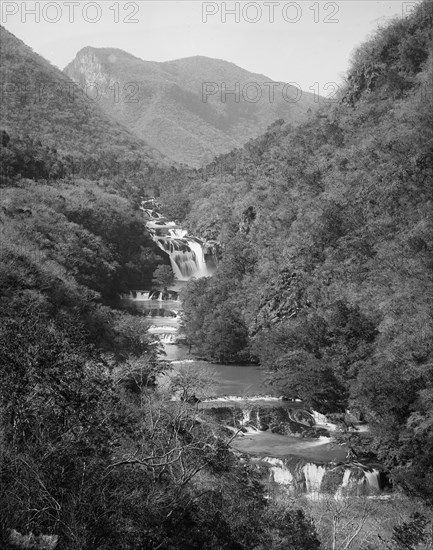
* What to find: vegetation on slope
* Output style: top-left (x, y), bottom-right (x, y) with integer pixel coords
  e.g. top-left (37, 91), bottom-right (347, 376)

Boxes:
top-left (0, 26), bottom-right (323, 550)
top-left (0, 178), bottom-right (322, 547)
top-left (0, 25), bottom-right (166, 193)
top-left (177, 1), bottom-right (433, 504)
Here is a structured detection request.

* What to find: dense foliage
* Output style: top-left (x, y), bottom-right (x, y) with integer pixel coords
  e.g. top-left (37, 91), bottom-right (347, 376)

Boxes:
top-left (1, 298), bottom-right (323, 548)
top-left (2, 4), bottom-right (433, 547)
top-left (177, 3), bottom-right (433, 503)
top-left (0, 25), bottom-right (322, 550)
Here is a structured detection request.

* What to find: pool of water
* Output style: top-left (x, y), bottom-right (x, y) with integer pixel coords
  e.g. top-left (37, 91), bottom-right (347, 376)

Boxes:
top-left (232, 432), bottom-right (347, 461)
top-left (125, 295), bottom-right (268, 396)
top-left (169, 359), bottom-right (268, 397)
top-left (123, 294), bottom-right (350, 462)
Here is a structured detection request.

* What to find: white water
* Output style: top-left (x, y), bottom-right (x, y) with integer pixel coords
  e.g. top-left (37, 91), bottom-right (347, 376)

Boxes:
top-left (148, 324), bottom-right (178, 345)
top-left (264, 457), bottom-right (382, 499)
top-left (122, 291), bottom-right (180, 302)
top-left (365, 469), bottom-right (380, 491)
top-left (341, 468), bottom-right (352, 487)
top-left (141, 204), bottom-right (214, 281)
top-left (266, 458), bottom-right (294, 486)
top-left (204, 395), bottom-right (283, 403)
top-left (312, 410), bottom-right (338, 432)
top-left (124, 202), bottom-right (385, 498)
top-left (241, 409), bottom-right (260, 433)
top-left (303, 463), bottom-right (327, 497)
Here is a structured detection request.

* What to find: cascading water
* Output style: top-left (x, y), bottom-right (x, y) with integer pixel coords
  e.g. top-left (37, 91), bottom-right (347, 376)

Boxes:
top-left (123, 202), bottom-right (388, 499)
top-left (266, 458), bottom-right (294, 486)
top-left (334, 468), bottom-right (352, 499)
top-left (202, 399), bottom-right (321, 436)
top-left (263, 457), bottom-right (382, 499)
top-left (121, 201), bottom-right (217, 360)
top-left (201, 398), bottom-right (386, 498)
top-left (141, 204), bottom-right (215, 281)
top-left (303, 463), bottom-right (327, 497)
top-left (124, 290), bottom-right (180, 302)
top-left (160, 333), bottom-right (177, 344)
top-left (364, 469), bottom-right (381, 491)
top-left (240, 409), bottom-right (260, 433)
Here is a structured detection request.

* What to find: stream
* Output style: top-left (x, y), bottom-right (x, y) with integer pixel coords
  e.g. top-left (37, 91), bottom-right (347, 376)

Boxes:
top-left (121, 202), bottom-right (385, 498)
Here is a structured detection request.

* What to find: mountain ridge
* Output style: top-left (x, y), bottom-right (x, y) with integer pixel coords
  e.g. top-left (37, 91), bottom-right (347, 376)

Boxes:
top-left (65, 46), bottom-right (318, 166)
top-left (0, 26), bottom-right (166, 171)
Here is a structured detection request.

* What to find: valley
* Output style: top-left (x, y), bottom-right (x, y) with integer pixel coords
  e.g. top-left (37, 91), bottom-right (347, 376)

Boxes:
top-left (1, 2), bottom-right (433, 548)
top-left (64, 48), bottom-right (317, 166)
top-left (123, 204), bottom-right (384, 504)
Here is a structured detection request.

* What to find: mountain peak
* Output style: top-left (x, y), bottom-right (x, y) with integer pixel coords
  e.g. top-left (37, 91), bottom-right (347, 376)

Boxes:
top-left (65, 47), bottom-right (317, 167)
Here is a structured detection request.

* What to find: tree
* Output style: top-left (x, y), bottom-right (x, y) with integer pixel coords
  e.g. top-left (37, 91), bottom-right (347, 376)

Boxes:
top-left (162, 361), bottom-right (218, 402)
top-left (152, 264), bottom-right (175, 295)
top-left (269, 350), bottom-right (348, 414)
top-left (392, 512), bottom-right (431, 550)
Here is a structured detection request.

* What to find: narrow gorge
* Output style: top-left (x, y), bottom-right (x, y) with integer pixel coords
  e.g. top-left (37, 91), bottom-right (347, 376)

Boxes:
top-left (2, 5), bottom-right (432, 546)
top-left (122, 203), bottom-right (386, 500)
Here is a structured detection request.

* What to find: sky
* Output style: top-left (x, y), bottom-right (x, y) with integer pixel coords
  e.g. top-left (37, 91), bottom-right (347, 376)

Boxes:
top-left (1, 0), bottom-right (421, 91)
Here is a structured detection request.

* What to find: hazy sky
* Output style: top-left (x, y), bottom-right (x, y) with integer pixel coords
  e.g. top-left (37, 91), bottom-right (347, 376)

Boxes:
top-left (1, 1), bottom-right (420, 90)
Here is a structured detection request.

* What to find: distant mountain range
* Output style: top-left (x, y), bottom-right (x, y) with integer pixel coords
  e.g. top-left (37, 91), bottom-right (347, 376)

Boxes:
top-left (65, 48), bottom-right (317, 167)
top-left (1, 26), bottom-right (317, 169)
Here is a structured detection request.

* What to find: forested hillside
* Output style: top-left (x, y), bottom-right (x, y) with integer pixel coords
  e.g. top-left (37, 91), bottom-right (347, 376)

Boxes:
top-left (0, 180), bottom-right (321, 550)
top-left (2, 3), bottom-right (433, 547)
top-left (175, 2), bottom-right (433, 503)
top-left (0, 26), bottom-right (166, 191)
top-left (0, 25), bottom-right (322, 550)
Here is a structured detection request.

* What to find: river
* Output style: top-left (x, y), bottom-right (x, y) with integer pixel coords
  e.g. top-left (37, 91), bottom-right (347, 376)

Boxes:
top-left (121, 203), bottom-right (384, 497)
top-left (125, 295), bottom-right (266, 396)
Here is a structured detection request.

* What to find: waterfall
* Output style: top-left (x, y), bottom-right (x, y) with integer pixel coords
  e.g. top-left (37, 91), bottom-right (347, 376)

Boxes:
top-left (335, 468), bottom-right (353, 499)
top-left (266, 458), bottom-right (294, 486)
top-left (161, 333), bottom-right (177, 344)
top-left (169, 244), bottom-right (203, 280)
top-left (240, 409), bottom-right (260, 433)
top-left (303, 463), bottom-right (327, 496)
top-left (312, 410), bottom-right (337, 431)
top-left (264, 457), bottom-right (383, 498)
top-left (364, 469), bottom-right (380, 491)
top-left (148, 324), bottom-right (178, 345)
top-left (187, 240), bottom-right (210, 278)
top-left (141, 204), bottom-right (215, 281)
top-left (241, 408), bottom-right (251, 426)
top-left (121, 290), bottom-right (152, 300)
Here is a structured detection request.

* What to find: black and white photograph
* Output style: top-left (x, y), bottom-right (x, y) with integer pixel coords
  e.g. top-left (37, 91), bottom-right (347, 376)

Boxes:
top-left (1, 0), bottom-right (432, 548)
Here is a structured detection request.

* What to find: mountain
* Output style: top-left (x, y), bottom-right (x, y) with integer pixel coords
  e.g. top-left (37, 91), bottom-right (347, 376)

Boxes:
top-left (65, 48), bottom-right (317, 167)
top-left (0, 27), bottom-right (165, 167)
